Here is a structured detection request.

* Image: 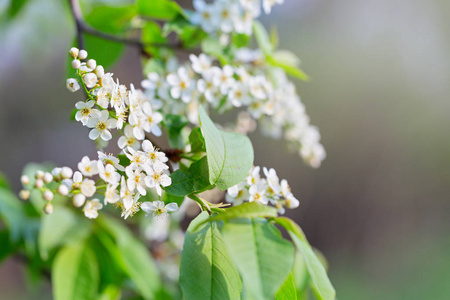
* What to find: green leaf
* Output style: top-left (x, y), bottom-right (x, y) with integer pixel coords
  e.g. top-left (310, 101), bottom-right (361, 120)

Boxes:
top-left (83, 35), bottom-right (124, 69)
top-left (188, 127), bottom-right (206, 153)
top-left (164, 114), bottom-right (188, 149)
top-left (293, 250), bottom-right (310, 294)
top-left (276, 273), bottom-right (297, 300)
top-left (0, 230), bottom-right (19, 263)
top-left (85, 5), bottom-right (137, 33)
top-left (270, 26), bottom-right (279, 50)
top-left (52, 242), bottom-right (100, 300)
top-left (222, 218), bottom-right (295, 300)
top-left (0, 187), bottom-right (26, 243)
top-left (0, 172), bottom-right (11, 189)
top-left (99, 216), bottom-right (160, 300)
top-left (163, 192), bottom-right (185, 207)
top-left (253, 21), bottom-right (273, 55)
top-left (207, 202), bottom-right (277, 224)
top-left (38, 206), bottom-right (90, 260)
top-left (266, 55), bottom-right (310, 81)
top-left (142, 58), bottom-right (165, 75)
top-left (138, 0), bottom-right (182, 20)
top-left (142, 21), bottom-right (168, 57)
top-left (6, 0), bottom-right (28, 19)
top-left (165, 156), bottom-right (212, 197)
top-left (275, 217), bottom-right (335, 300)
top-left (198, 105), bottom-right (254, 190)
top-left (180, 212), bottom-right (243, 299)
top-left (232, 33), bottom-right (251, 48)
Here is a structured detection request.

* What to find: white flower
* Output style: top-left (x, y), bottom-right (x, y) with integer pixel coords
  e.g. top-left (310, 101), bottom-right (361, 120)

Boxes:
top-left (197, 67), bottom-right (220, 104)
top-left (98, 163), bottom-right (121, 185)
top-left (142, 140), bottom-right (168, 166)
top-left (285, 194), bottom-right (299, 209)
top-left (75, 101), bottom-right (99, 126)
top-left (240, 0), bottom-right (261, 17)
top-left (226, 181), bottom-right (249, 206)
top-left (125, 147), bottom-right (147, 168)
top-left (87, 110), bottom-right (117, 141)
top-left (98, 151), bottom-right (124, 171)
top-left (118, 125), bottom-right (140, 150)
top-left (228, 82), bottom-right (251, 107)
top-left (78, 156), bottom-right (99, 176)
top-left (73, 194), bottom-right (86, 207)
top-left (119, 176), bottom-right (140, 219)
top-left (142, 102), bottom-right (163, 137)
top-left (141, 72), bottom-right (170, 100)
top-left (189, 53), bottom-right (212, 75)
top-left (234, 10), bottom-right (254, 35)
top-left (78, 49), bottom-right (88, 60)
top-left (263, 0), bottom-right (283, 14)
top-left (191, 0), bottom-right (219, 33)
top-left (166, 67), bottom-right (194, 103)
top-left (263, 167), bottom-right (281, 195)
top-left (66, 78), bottom-right (80, 92)
top-left (95, 65), bottom-right (105, 78)
top-left (83, 199), bottom-right (103, 219)
top-left (246, 166), bottom-right (260, 185)
top-left (126, 167), bottom-right (148, 196)
top-left (83, 73), bottom-right (98, 89)
top-left (216, 2), bottom-right (239, 33)
top-left (144, 167), bottom-right (171, 196)
top-left (96, 87), bottom-right (111, 109)
top-left (80, 178), bottom-right (96, 197)
top-left (280, 179), bottom-right (292, 199)
top-left (141, 200), bottom-right (178, 220)
top-left (104, 184), bottom-right (120, 204)
top-left (111, 84), bottom-right (127, 110)
top-left (215, 65), bottom-right (235, 95)
top-left (100, 73), bottom-right (115, 90)
top-left (249, 179), bottom-right (269, 204)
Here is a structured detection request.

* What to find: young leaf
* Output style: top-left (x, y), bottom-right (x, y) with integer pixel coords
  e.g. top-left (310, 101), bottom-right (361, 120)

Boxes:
top-left (206, 202), bottom-right (277, 224)
top-left (266, 55), bottom-right (310, 81)
top-left (52, 242), bottom-right (100, 300)
top-left (180, 212), bottom-right (243, 299)
top-left (188, 127), bottom-right (206, 153)
top-left (222, 218), bottom-right (295, 300)
top-left (137, 0), bottom-right (182, 20)
top-left (275, 273), bottom-right (297, 300)
top-left (198, 105), bottom-right (254, 191)
top-left (275, 217), bottom-right (336, 300)
top-left (85, 5), bottom-right (138, 33)
top-left (253, 21), bottom-right (273, 55)
top-left (164, 114), bottom-right (188, 149)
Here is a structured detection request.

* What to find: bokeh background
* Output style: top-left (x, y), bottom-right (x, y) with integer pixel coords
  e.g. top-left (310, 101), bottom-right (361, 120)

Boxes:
top-left (1, 0), bottom-right (450, 299)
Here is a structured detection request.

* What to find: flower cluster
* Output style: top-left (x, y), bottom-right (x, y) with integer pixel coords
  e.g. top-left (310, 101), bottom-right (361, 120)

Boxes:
top-left (191, 0), bottom-right (283, 37)
top-left (141, 53), bottom-right (325, 167)
top-left (226, 165), bottom-right (299, 214)
top-left (66, 48), bottom-right (163, 150)
top-left (19, 146), bottom-right (177, 220)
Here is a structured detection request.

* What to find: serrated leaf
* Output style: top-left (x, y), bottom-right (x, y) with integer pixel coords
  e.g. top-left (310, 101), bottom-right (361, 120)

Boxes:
top-left (198, 105), bottom-right (253, 191)
top-left (52, 242), bottom-right (100, 300)
top-left (99, 216), bottom-right (160, 300)
top-left (276, 273), bottom-right (297, 300)
top-left (275, 217), bottom-right (335, 300)
top-left (222, 218), bottom-right (295, 300)
top-left (206, 202), bottom-right (277, 224)
top-left (180, 212), bottom-right (243, 299)
top-left (138, 0), bottom-right (182, 20)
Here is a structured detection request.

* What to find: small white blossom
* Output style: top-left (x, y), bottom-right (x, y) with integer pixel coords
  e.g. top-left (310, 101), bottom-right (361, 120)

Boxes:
top-left (83, 73), bottom-right (98, 89)
top-left (104, 184), bottom-right (120, 204)
top-left (78, 49), bottom-right (88, 60)
top-left (126, 167), bottom-right (148, 196)
top-left (75, 101), bottom-right (99, 125)
top-left (249, 179), bottom-right (269, 204)
top-left (80, 178), bottom-right (96, 197)
top-left (166, 67), bottom-right (194, 103)
top-left (98, 163), bottom-right (121, 185)
top-left (189, 53), bottom-right (212, 75)
top-left (78, 156), bottom-right (99, 177)
top-left (83, 199), bottom-right (103, 219)
top-left (144, 167), bottom-right (171, 196)
top-left (118, 125), bottom-right (140, 150)
top-left (66, 78), bottom-right (80, 92)
top-left (87, 110), bottom-right (117, 141)
top-left (141, 200), bottom-right (178, 220)
top-left (73, 193), bottom-right (86, 207)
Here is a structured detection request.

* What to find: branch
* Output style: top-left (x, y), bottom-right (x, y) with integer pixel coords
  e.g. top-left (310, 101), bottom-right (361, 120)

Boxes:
top-left (67, 0), bottom-right (182, 53)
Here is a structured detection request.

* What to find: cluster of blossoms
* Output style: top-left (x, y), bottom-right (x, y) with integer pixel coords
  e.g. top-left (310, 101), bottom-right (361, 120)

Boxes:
top-left (226, 165), bottom-right (299, 214)
top-left (66, 48), bottom-right (163, 150)
top-left (19, 147), bottom-right (177, 220)
top-left (191, 0), bottom-right (283, 37)
top-left (141, 52), bottom-right (325, 167)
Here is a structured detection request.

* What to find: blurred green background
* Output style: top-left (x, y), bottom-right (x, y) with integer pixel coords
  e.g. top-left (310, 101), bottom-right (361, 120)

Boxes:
top-left (1, 0), bottom-right (450, 299)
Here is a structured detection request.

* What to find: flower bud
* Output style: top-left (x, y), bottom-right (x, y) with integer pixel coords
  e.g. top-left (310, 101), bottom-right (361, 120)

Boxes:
top-left (52, 167), bottom-right (62, 177)
top-left (57, 184), bottom-right (69, 196)
top-left (61, 167), bottom-right (73, 179)
top-left (87, 59), bottom-right (96, 70)
top-left (71, 59), bottom-right (81, 69)
top-left (66, 78), bottom-right (80, 92)
top-left (79, 49), bottom-right (88, 60)
top-left (43, 190), bottom-right (54, 201)
top-left (69, 47), bottom-right (79, 58)
top-left (43, 203), bottom-right (53, 214)
top-left (20, 175), bottom-right (30, 185)
top-left (73, 194), bottom-right (86, 207)
top-left (19, 190), bottom-right (30, 200)
top-left (35, 170), bottom-right (44, 179)
top-left (83, 73), bottom-right (98, 89)
top-left (95, 65), bottom-right (105, 78)
top-left (43, 172), bottom-right (53, 183)
top-left (35, 179), bottom-right (44, 189)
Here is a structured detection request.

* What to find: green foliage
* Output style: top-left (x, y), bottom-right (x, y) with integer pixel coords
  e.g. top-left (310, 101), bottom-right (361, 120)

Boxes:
top-left (5, 0), bottom-right (28, 20)
top-left (222, 218), bottom-right (295, 300)
top-left (137, 0), bottom-right (183, 20)
top-left (52, 242), bottom-right (100, 300)
top-left (180, 212), bottom-right (243, 299)
top-left (276, 273), bottom-right (298, 300)
top-left (142, 21), bottom-right (168, 57)
top-left (188, 127), bottom-right (206, 153)
top-left (164, 114), bottom-right (189, 149)
top-left (276, 217), bottom-right (336, 300)
top-left (198, 105), bottom-right (254, 191)
top-left (205, 202), bottom-right (278, 224)
top-left (85, 5), bottom-right (138, 33)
